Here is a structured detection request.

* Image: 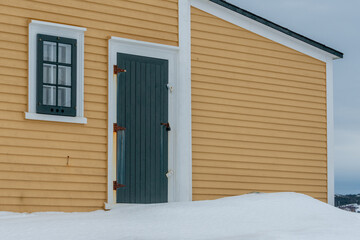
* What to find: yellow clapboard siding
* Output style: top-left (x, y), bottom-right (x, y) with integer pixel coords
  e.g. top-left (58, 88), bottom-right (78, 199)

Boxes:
top-left (191, 37), bottom-right (323, 66)
top-left (193, 137), bottom-right (326, 155)
top-left (193, 109), bottom-right (326, 129)
top-left (193, 181), bottom-right (326, 193)
top-left (0, 205), bottom-right (100, 212)
top-left (191, 7), bottom-right (327, 202)
top-left (193, 145), bottom-right (326, 161)
top-left (0, 145), bottom-right (106, 160)
top-left (0, 127), bottom-right (107, 144)
top-left (0, 119), bottom-right (106, 136)
top-left (0, 180), bottom-right (106, 192)
top-left (192, 115), bottom-right (326, 135)
top-left (0, 171), bottom-right (106, 184)
top-left (192, 131), bottom-right (326, 149)
top-left (193, 174), bottom-right (327, 187)
top-left (192, 44), bottom-right (325, 72)
top-left (0, 136), bottom-right (106, 152)
top-left (193, 159), bottom-right (326, 174)
top-left (0, 161), bottom-right (107, 176)
top-left (193, 58), bottom-right (325, 80)
top-left (0, 154), bottom-right (107, 169)
top-left (192, 95), bottom-right (326, 116)
top-left (0, 189), bottom-right (106, 200)
top-left (0, 197), bottom-right (104, 207)
top-left (192, 68), bottom-right (326, 94)
top-left (192, 77), bottom-right (325, 103)
top-left (0, 0), bottom-right (178, 212)
top-left (192, 102), bottom-right (326, 123)
top-left (192, 152), bottom-right (326, 168)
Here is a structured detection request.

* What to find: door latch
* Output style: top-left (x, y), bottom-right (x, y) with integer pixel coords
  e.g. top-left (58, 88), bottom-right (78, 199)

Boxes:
top-left (113, 181), bottom-right (126, 190)
top-left (161, 122), bottom-right (171, 131)
top-left (166, 170), bottom-right (174, 178)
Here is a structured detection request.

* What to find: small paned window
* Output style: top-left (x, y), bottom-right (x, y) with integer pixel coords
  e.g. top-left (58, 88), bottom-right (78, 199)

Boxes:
top-left (36, 34), bottom-right (77, 116)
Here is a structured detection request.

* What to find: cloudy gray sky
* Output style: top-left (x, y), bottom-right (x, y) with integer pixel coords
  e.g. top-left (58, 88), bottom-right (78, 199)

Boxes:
top-left (226, 0), bottom-right (360, 194)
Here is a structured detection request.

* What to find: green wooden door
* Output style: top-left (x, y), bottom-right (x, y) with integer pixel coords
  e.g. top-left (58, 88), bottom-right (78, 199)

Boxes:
top-left (116, 53), bottom-right (169, 203)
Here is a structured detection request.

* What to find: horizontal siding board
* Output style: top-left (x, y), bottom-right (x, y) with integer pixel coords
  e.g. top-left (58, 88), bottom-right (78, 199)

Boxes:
top-left (193, 174), bottom-right (327, 186)
top-left (193, 137), bottom-right (326, 154)
top-left (192, 152), bottom-right (326, 168)
top-left (192, 109), bottom-right (326, 129)
top-left (0, 189), bottom-right (106, 200)
top-left (191, 7), bottom-right (327, 202)
top-left (192, 102), bottom-right (326, 123)
top-left (193, 166), bottom-right (326, 181)
top-left (0, 154), bottom-right (107, 169)
top-left (193, 95), bottom-right (326, 116)
top-left (192, 44), bottom-right (325, 72)
top-left (0, 197), bottom-right (105, 207)
top-left (0, 171), bottom-right (106, 184)
top-left (192, 145), bottom-right (326, 161)
top-left (193, 159), bottom-right (326, 174)
top-left (192, 115), bottom-right (326, 135)
top-left (192, 131), bottom-right (326, 149)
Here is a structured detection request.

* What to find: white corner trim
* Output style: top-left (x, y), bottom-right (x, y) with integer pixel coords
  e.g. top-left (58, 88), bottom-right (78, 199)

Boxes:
top-left (178, 0), bottom-right (193, 201)
top-left (191, 0), bottom-right (338, 62)
top-left (326, 58), bottom-right (334, 205)
top-left (25, 112), bottom-right (87, 124)
top-left (28, 20), bottom-right (86, 124)
top-left (106, 35), bottom-right (192, 206)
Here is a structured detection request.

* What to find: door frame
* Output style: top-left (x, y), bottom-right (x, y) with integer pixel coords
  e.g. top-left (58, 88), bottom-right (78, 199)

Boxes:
top-left (106, 37), bottom-right (191, 208)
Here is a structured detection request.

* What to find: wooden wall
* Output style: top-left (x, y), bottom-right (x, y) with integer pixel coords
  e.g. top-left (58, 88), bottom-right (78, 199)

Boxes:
top-left (191, 7), bottom-right (328, 202)
top-left (0, 0), bottom-right (178, 212)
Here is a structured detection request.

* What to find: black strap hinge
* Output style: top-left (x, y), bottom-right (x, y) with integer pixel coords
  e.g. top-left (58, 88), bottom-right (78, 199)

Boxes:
top-left (113, 181), bottom-right (125, 190)
top-left (114, 65), bottom-right (126, 74)
top-left (113, 123), bottom-right (126, 132)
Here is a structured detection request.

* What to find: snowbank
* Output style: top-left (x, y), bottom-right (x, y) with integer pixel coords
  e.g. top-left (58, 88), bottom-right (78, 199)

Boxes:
top-left (0, 192), bottom-right (360, 240)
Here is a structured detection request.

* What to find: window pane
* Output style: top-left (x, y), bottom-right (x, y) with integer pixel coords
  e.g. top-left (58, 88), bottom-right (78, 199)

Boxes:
top-left (43, 85), bottom-right (56, 106)
top-left (58, 87), bottom-right (71, 107)
top-left (43, 41), bottom-right (56, 62)
top-left (58, 66), bottom-right (71, 86)
top-left (43, 64), bottom-right (56, 84)
top-left (58, 43), bottom-right (71, 64)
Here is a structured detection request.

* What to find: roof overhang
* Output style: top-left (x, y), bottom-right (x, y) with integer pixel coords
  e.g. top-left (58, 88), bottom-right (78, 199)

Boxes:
top-left (191, 0), bottom-right (343, 61)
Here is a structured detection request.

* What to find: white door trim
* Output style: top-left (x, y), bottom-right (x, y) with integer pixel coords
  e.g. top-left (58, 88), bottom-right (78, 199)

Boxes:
top-left (105, 36), bottom-right (191, 208)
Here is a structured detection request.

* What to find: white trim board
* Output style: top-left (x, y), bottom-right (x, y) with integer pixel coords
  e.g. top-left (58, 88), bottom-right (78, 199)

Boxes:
top-left (191, 0), bottom-right (338, 62)
top-left (26, 20), bottom-right (87, 124)
top-left (106, 35), bottom-right (192, 207)
top-left (326, 57), bottom-right (335, 205)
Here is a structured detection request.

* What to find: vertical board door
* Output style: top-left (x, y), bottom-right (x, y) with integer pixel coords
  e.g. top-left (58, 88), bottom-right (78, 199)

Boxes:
top-left (116, 53), bottom-right (169, 203)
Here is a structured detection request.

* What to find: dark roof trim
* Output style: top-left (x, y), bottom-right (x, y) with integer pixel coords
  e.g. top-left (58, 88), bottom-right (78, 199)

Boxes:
top-left (210, 0), bottom-right (343, 59)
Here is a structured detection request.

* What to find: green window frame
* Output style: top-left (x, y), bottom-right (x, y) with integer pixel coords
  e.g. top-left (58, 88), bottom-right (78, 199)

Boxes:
top-left (36, 34), bottom-right (77, 116)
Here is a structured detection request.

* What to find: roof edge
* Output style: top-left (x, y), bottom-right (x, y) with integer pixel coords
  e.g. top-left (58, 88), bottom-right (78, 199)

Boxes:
top-left (210, 0), bottom-right (343, 59)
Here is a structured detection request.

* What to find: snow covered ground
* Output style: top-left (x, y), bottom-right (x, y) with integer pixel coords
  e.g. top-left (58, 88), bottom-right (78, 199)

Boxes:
top-left (1, 192), bottom-right (360, 240)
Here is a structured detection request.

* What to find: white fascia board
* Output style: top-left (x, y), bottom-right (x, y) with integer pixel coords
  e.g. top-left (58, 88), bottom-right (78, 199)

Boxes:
top-left (191, 0), bottom-right (338, 62)
top-left (326, 58), bottom-right (335, 205)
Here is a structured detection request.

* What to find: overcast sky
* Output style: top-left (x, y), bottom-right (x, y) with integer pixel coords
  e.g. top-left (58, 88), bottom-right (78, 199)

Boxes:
top-left (226, 0), bottom-right (360, 194)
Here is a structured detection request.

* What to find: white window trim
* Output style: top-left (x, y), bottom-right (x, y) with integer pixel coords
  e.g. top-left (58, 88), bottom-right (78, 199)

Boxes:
top-left (26, 20), bottom-right (87, 124)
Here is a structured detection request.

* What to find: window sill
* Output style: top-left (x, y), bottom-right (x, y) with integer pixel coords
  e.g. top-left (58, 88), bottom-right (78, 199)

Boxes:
top-left (25, 112), bottom-right (87, 124)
